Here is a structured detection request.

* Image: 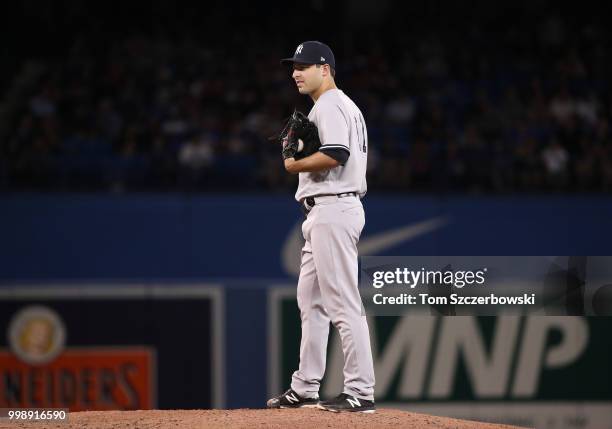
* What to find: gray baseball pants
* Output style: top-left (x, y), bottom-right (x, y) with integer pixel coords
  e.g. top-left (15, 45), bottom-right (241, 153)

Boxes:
top-left (290, 195), bottom-right (375, 401)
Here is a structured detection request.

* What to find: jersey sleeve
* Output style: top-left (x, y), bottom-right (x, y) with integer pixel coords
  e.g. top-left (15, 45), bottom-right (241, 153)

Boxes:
top-left (316, 102), bottom-right (350, 153)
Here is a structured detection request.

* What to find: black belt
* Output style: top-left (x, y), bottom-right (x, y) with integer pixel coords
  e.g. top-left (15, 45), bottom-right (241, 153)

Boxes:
top-left (301, 192), bottom-right (358, 215)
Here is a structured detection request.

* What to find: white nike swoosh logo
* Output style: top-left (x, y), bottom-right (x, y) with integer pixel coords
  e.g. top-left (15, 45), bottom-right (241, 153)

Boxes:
top-left (281, 216), bottom-right (450, 276)
top-left (358, 216), bottom-right (450, 255)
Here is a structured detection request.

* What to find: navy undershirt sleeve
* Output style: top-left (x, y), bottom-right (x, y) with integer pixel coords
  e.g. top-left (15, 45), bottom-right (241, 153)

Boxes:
top-left (319, 146), bottom-right (350, 166)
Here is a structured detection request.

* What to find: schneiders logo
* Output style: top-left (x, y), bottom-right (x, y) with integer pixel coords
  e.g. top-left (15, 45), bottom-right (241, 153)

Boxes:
top-left (372, 267), bottom-right (487, 289)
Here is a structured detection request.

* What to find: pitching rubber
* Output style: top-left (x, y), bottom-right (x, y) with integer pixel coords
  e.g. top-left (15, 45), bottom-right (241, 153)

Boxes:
top-left (280, 404), bottom-right (320, 409)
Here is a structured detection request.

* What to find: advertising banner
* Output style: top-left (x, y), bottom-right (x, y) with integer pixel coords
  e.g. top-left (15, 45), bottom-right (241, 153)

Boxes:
top-left (0, 286), bottom-right (224, 410)
top-left (269, 288), bottom-right (612, 428)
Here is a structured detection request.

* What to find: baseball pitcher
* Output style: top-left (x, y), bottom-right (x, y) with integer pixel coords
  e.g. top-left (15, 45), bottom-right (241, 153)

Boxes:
top-left (267, 41), bottom-right (375, 413)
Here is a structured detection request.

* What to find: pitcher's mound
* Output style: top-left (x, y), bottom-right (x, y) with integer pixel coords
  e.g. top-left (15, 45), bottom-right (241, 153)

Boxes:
top-left (7, 408), bottom-right (528, 429)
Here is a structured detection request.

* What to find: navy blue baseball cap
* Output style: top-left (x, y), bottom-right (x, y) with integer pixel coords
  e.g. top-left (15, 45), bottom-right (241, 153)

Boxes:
top-left (281, 41), bottom-right (336, 70)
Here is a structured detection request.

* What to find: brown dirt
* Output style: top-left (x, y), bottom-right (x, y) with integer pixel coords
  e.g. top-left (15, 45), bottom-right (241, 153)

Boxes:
top-left (2, 408), bottom-right (528, 429)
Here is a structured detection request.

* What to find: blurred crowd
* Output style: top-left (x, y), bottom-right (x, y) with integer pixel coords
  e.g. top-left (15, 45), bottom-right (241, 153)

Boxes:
top-left (1, 4), bottom-right (611, 193)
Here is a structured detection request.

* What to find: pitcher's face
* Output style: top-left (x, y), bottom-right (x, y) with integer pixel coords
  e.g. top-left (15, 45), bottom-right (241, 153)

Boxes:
top-left (292, 63), bottom-right (324, 95)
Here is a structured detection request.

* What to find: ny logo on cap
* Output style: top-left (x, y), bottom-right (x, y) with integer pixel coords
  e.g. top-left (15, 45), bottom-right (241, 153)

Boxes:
top-left (295, 44), bottom-right (303, 55)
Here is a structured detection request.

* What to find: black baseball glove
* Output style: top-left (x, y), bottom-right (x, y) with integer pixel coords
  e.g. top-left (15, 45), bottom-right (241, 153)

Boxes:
top-left (276, 110), bottom-right (321, 160)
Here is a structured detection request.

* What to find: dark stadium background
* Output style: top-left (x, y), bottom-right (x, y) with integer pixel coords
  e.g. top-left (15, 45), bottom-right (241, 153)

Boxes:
top-left (2, 0), bottom-right (610, 193)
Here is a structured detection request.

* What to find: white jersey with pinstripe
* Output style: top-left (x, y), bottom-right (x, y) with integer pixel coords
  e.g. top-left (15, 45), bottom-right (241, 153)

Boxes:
top-left (294, 88), bottom-right (368, 202)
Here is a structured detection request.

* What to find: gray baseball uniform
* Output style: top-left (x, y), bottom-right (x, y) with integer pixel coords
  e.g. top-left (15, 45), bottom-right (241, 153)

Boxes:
top-left (290, 88), bottom-right (375, 401)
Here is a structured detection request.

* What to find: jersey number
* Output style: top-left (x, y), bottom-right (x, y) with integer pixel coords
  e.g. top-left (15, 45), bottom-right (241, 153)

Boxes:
top-left (355, 116), bottom-right (367, 153)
